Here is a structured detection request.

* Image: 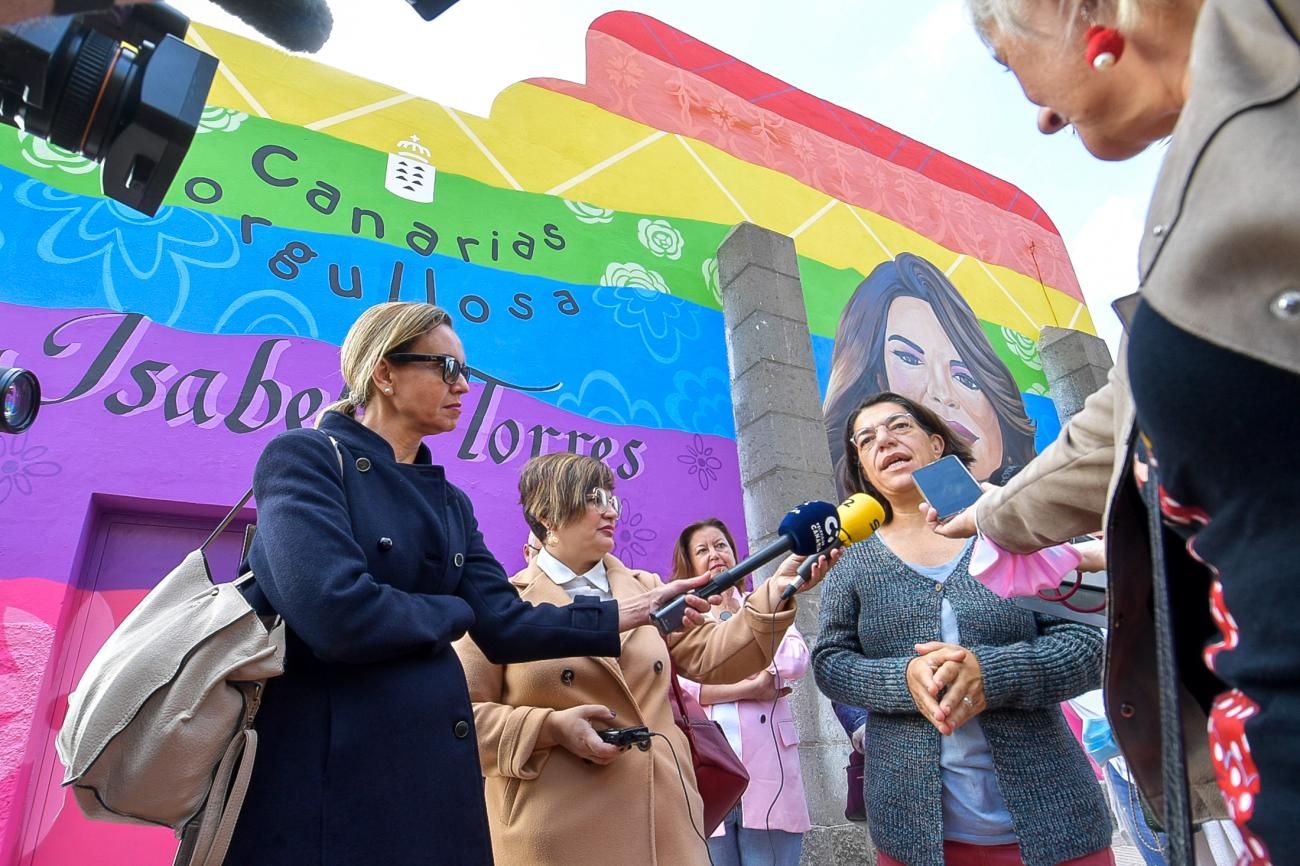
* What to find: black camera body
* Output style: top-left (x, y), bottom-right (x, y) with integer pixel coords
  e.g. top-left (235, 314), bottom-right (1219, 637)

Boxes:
top-left (0, 3), bottom-right (217, 215)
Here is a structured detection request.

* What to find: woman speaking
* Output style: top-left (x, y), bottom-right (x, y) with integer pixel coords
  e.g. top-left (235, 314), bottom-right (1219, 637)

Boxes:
top-left (813, 392), bottom-right (1110, 866)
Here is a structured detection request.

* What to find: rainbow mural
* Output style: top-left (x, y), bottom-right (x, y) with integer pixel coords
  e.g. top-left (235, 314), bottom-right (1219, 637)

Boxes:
top-left (0, 12), bottom-right (1089, 864)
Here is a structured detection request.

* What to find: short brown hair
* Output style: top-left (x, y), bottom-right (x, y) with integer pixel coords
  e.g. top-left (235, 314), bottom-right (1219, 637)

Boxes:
top-left (841, 391), bottom-right (975, 525)
top-left (669, 518), bottom-right (740, 583)
top-left (519, 453), bottom-right (615, 539)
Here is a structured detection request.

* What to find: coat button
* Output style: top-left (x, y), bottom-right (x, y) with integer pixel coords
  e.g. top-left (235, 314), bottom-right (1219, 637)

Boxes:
top-left (934, 583), bottom-right (943, 593)
top-left (1119, 703), bottom-right (1136, 719)
top-left (560, 669), bottom-right (575, 685)
top-left (760, 713), bottom-right (767, 724)
top-left (1151, 223), bottom-right (1167, 238)
top-left (355, 457), bottom-right (372, 472)
top-left (453, 720), bottom-right (470, 739)
top-left (453, 552), bottom-right (464, 567)
top-left (1270, 290), bottom-right (1300, 320)
top-left (653, 660), bottom-right (664, 674)
top-left (378, 537), bottom-right (393, 551)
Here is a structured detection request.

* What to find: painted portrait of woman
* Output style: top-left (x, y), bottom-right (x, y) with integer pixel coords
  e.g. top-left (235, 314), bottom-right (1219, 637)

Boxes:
top-left (822, 252), bottom-right (1037, 491)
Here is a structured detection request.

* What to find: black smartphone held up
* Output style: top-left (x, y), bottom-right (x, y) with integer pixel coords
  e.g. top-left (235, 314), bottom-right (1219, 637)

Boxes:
top-left (912, 454), bottom-right (983, 523)
top-left (597, 726), bottom-right (653, 750)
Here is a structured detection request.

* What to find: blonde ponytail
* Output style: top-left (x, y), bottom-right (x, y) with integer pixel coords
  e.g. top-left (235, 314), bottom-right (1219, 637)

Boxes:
top-left (315, 302), bottom-right (453, 428)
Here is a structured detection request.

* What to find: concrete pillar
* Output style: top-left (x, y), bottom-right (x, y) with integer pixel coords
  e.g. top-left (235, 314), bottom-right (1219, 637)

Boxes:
top-left (1037, 326), bottom-right (1114, 424)
top-left (716, 222), bottom-right (874, 865)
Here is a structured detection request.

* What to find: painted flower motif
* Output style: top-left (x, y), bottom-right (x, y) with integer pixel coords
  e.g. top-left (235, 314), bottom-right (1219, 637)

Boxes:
top-left (706, 100), bottom-right (740, 132)
top-left (637, 218), bottom-right (684, 260)
top-left (605, 53), bottom-right (644, 89)
top-left (788, 130), bottom-right (817, 165)
top-left (17, 131), bottom-right (96, 175)
top-left (564, 200), bottom-right (615, 225)
top-left (614, 498), bottom-right (657, 567)
top-left (1002, 326), bottom-right (1043, 371)
top-left (665, 368), bottom-right (734, 438)
top-left (196, 106), bottom-right (249, 134)
top-left (750, 112), bottom-right (786, 149)
top-left (601, 261), bottom-right (671, 294)
top-left (677, 434), bottom-right (724, 491)
top-left (594, 274), bottom-right (701, 365)
top-left (16, 179), bottom-right (240, 326)
top-left (701, 256), bottom-right (721, 305)
top-left (555, 370), bottom-right (663, 428)
top-left (0, 434), bottom-right (61, 504)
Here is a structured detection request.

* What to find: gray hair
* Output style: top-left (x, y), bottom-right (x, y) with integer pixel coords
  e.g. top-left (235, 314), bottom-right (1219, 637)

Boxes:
top-left (966, 0), bottom-right (1146, 40)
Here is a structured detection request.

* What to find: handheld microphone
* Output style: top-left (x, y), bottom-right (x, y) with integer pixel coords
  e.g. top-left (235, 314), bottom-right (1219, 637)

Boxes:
top-left (779, 493), bottom-right (886, 602)
top-left (650, 501), bottom-right (839, 635)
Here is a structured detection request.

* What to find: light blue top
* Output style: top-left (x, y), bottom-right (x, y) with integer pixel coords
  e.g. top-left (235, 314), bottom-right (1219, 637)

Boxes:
top-left (905, 540), bottom-right (1017, 845)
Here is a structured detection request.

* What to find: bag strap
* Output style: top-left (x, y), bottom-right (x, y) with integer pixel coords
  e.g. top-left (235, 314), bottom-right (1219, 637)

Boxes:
top-left (663, 650), bottom-right (699, 751)
top-left (180, 727), bottom-right (258, 866)
top-left (201, 434), bottom-right (344, 553)
top-left (1137, 436), bottom-right (1194, 866)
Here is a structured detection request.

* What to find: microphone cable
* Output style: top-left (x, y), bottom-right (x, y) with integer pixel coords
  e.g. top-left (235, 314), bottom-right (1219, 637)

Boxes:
top-left (649, 730), bottom-right (714, 866)
top-left (763, 585), bottom-right (786, 864)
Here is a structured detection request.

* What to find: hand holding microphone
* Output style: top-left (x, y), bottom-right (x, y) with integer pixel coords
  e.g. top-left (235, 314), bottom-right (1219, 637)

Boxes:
top-left (777, 493), bottom-right (886, 602)
top-left (650, 495), bottom-right (886, 633)
top-left (650, 500), bottom-right (841, 635)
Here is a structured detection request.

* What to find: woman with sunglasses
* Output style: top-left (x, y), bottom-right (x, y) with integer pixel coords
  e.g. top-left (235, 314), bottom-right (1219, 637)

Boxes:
top-left (453, 452), bottom-right (837, 866)
top-left (226, 302), bottom-right (713, 866)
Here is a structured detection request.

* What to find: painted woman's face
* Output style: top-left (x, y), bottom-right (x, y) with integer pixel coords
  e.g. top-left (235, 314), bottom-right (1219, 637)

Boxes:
top-left (882, 297), bottom-right (1004, 481)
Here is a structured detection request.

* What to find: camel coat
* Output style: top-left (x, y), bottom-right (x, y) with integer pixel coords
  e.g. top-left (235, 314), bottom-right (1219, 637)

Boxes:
top-left (453, 556), bottom-right (798, 866)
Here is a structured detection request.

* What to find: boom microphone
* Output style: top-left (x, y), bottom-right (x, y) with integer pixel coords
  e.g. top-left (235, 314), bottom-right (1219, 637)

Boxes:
top-left (650, 500), bottom-right (839, 635)
top-left (208, 0), bottom-right (334, 52)
top-left (779, 493), bottom-right (886, 602)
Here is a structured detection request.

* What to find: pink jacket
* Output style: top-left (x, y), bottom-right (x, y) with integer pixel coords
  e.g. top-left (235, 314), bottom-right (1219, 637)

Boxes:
top-left (679, 626), bottom-right (812, 836)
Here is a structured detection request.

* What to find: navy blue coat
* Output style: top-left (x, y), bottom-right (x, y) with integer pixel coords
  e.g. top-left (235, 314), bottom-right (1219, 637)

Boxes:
top-left (225, 412), bottom-right (620, 866)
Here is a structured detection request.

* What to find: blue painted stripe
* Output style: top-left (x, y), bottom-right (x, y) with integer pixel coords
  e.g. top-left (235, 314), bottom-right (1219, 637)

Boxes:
top-left (0, 170), bottom-right (736, 438)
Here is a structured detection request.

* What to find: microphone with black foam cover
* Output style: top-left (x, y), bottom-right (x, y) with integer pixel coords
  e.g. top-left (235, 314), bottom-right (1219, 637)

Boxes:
top-left (208, 0), bottom-right (333, 52)
top-left (779, 493), bottom-right (886, 602)
top-left (650, 500), bottom-right (839, 635)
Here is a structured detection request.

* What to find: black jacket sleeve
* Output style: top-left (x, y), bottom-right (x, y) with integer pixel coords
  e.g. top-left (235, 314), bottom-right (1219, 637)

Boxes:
top-left (449, 487), bottom-right (621, 664)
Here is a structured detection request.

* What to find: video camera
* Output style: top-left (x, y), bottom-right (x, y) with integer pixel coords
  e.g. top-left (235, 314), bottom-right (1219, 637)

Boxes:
top-left (0, 3), bottom-right (217, 215)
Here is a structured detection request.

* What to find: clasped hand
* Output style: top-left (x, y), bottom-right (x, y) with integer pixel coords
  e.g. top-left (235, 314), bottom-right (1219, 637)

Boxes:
top-left (905, 641), bottom-right (986, 735)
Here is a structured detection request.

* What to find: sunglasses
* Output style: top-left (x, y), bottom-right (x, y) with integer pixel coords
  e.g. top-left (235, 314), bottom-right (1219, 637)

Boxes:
top-left (385, 353), bottom-right (470, 385)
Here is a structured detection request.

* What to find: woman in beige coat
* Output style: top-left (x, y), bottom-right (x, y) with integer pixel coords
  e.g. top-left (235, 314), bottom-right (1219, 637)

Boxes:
top-left (454, 453), bottom-right (835, 866)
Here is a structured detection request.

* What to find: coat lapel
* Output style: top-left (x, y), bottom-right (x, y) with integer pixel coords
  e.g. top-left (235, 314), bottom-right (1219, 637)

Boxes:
top-left (512, 559), bottom-right (644, 712)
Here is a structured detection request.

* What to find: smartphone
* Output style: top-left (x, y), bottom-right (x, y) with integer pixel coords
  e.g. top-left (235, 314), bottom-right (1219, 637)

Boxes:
top-left (597, 726), bottom-right (652, 749)
top-left (911, 454), bottom-right (982, 523)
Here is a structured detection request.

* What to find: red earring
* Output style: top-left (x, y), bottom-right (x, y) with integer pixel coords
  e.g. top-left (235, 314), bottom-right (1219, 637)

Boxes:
top-left (1085, 25), bottom-right (1125, 69)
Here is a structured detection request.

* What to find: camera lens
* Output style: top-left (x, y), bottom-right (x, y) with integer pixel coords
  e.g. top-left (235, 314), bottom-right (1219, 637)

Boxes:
top-left (0, 367), bottom-right (41, 435)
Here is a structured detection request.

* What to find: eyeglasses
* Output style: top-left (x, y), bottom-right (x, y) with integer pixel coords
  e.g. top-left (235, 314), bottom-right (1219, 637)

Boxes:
top-left (852, 412), bottom-right (919, 452)
top-left (585, 488), bottom-right (622, 515)
top-left (385, 353), bottom-right (470, 385)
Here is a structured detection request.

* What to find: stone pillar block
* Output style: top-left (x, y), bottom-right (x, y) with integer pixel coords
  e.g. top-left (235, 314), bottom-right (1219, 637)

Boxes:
top-left (716, 223), bottom-right (869, 865)
top-left (1037, 326), bottom-right (1114, 424)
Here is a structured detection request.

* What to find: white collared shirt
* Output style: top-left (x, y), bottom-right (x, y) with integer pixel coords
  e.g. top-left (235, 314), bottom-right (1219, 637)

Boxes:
top-left (536, 548), bottom-right (614, 602)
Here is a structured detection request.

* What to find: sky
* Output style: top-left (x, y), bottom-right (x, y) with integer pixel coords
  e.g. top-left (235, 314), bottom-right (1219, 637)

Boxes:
top-left (172, 0), bottom-right (1164, 356)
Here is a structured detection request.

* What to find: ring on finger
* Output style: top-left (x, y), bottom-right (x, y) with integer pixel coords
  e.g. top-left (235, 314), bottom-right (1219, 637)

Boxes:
top-left (962, 696), bottom-right (974, 706)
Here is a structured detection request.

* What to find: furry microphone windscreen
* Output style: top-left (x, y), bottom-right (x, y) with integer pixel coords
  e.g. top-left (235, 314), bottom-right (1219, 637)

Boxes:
top-left (208, 0), bottom-right (333, 52)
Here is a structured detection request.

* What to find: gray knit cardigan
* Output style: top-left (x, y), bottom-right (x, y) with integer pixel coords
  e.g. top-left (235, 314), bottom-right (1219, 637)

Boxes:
top-left (812, 536), bottom-right (1111, 866)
